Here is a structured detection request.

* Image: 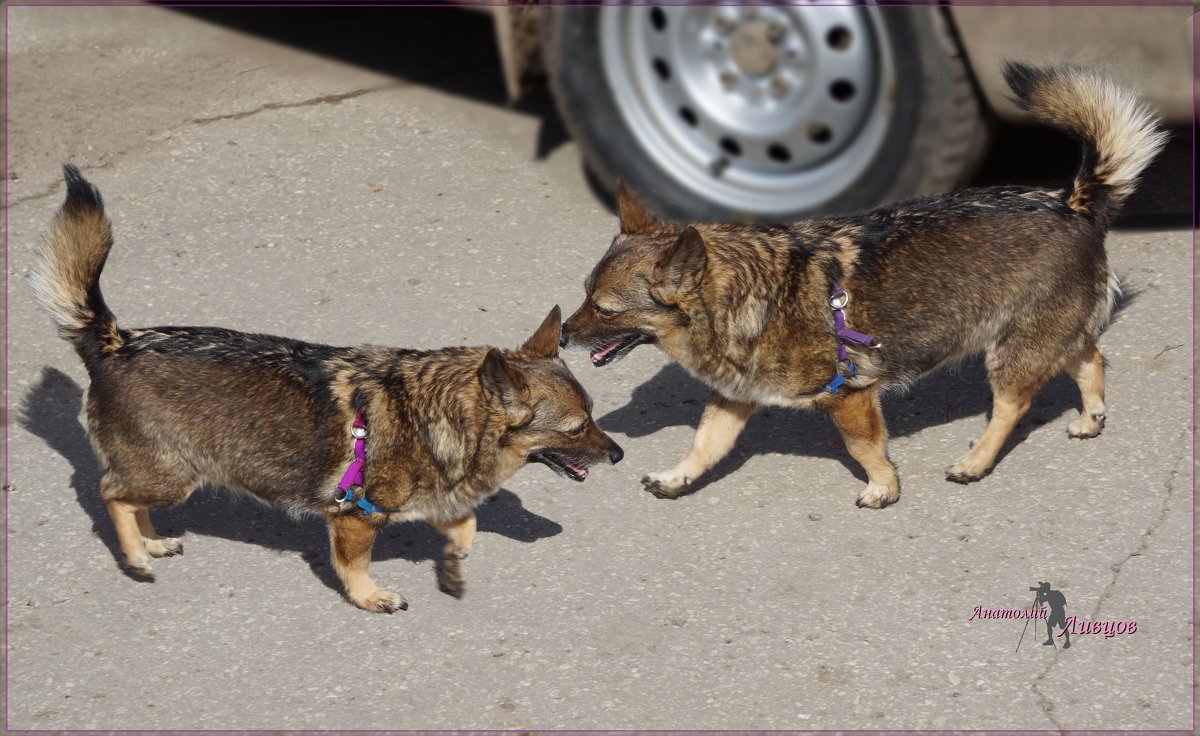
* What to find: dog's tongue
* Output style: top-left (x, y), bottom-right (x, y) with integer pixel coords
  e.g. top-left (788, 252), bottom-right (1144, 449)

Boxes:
top-left (562, 457), bottom-right (589, 478)
top-left (590, 337), bottom-right (626, 364)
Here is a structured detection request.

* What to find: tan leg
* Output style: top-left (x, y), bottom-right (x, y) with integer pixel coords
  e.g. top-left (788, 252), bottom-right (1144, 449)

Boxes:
top-left (104, 496), bottom-right (154, 579)
top-left (326, 512), bottom-right (406, 613)
top-left (825, 385), bottom-right (900, 508)
top-left (947, 383), bottom-right (1038, 483)
top-left (136, 508), bottom-right (183, 558)
top-left (1066, 344), bottom-right (1106, 438)
top-left (641, 391), bottom-right (759, 499)
top-left (432, 513), bottom-right (477, 598)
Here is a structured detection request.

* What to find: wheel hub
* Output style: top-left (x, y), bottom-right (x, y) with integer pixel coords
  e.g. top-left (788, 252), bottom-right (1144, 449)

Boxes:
top-left (729, 22), bottom-right (781, 78)
top-left (599, 2), bottom-right (896, 216)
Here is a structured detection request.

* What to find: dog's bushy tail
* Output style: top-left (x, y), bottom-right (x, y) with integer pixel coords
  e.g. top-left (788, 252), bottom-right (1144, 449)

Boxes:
top-left (30, 165), bottom-right (123, 366)
top-left (1002, 62), bottom-right (1168, 227)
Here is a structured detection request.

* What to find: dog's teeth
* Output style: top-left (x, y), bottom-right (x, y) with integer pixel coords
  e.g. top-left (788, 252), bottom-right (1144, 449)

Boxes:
top-left (560, 457), bottom-right (588, 478)
top-left (590, 337), bottom-right (628, 365)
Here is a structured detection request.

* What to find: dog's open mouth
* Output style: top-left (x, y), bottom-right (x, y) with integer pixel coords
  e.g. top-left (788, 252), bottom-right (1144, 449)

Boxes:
top-left (589, 333), bottom-right (648, 367)
top-left (533, 451), bottom-right (590, 482)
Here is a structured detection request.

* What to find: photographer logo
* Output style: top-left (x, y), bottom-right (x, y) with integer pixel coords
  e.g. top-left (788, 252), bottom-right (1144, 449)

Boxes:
top-left (968, 582), bottom-right (1138, 651)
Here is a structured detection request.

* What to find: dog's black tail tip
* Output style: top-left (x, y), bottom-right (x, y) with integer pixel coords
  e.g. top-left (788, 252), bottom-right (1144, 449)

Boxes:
top-left (62, 163), bottom-right (104, 213)
top-left (1001, 61), bottom-right (1049, 108)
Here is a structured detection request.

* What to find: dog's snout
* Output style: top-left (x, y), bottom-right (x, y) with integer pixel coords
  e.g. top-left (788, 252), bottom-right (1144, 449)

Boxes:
top-left (558, 323), bottom-right (570, 348)
top-left (608, 443), bottom-right (624, 465)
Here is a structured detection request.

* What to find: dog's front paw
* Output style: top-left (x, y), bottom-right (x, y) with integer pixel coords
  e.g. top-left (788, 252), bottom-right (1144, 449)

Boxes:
top-left (144, 537), bottom-right (183, 558)
top-left (945, 461), bottom-right (991, 484)
top-left (439, 551), bottom-right (467, 599)
top-left (856, 481), bottom-right (899, 509)
top-left (1068, 412), bottom-right (1105, 439)
top-left (641, 473), bottom-right (689, 499)
top-left (351, 588), bottom-right (409, 614)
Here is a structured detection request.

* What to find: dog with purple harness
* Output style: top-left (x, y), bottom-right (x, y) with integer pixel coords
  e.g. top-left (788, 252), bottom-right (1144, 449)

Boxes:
top-left (31, 167), bottom-right (624, 613)
top-left (560, 63), bottom-right (1165, 508)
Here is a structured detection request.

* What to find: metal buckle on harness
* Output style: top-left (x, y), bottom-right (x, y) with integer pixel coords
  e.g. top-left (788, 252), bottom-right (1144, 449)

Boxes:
top-left (334, 486), bottom-right (363, 505)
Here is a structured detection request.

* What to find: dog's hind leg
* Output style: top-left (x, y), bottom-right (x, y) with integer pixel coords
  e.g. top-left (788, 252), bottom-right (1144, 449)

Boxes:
top-left (946, 379), bottom-right (1040, 484)
top-left (641, 391), bottom-right (758, 499)
top-left (96, 458), bottom-right (162, 579)
top-left (947, 321), bottom-right (1077, 482)
top-left (1065, 343), bottom-right (1106, 438)
top-left (327, 512), bottom-right (406, 613)
top-left (433, 513), bottom-right (476, 598)
top-left (101, 472), bottom-right (193, 579)
top-left (135, 508), bottom-right (183, 558)
top-left (100, 473), bottom-right (155, 580)
top-left (92, 429), bottom-right (194, 577)
top-left (824, 385), bottom-right (900, 508)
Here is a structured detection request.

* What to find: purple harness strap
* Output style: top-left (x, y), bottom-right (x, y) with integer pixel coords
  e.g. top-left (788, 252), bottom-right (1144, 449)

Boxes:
top-left (830, 281), bottom-right (881, 359)
top-left (799, 280), bottom-right (882, 396)
top-left (333, 411), bottom-right (379, 515)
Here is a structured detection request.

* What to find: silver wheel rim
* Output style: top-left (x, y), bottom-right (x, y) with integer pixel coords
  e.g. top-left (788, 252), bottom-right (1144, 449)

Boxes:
top-left (599, 1), bottom-right (895, 216)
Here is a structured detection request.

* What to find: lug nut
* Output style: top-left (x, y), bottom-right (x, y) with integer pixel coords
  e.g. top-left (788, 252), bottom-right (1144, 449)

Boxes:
top-left (785, 47), bottom-right (809, 69)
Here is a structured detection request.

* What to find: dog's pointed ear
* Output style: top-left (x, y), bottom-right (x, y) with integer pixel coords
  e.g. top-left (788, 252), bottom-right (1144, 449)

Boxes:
top-left (652, 226), bottom-right (707, 300)
top-left (519, 305), bottom-right (561, 359)
top-left (617, 179), bottom-right (659, 234)
top-left (479, 348), bottom-right (532, 426)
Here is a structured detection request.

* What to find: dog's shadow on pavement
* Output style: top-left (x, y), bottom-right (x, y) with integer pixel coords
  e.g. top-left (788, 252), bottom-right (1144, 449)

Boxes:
top-left (19, 367), bottom-right (562, 594)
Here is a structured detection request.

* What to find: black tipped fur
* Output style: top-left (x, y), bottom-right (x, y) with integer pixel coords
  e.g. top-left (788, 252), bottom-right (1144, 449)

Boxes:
top-left (1000, 61), bottom-right (1045, 110)
top-left (62, 163), bottom-right (104, 214)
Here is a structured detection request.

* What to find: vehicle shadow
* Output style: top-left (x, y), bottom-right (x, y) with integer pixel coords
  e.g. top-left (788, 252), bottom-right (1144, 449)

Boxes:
top-left (596, 287), bottom-right (1137, 493)
top-left (163, 4), bottom-right (573, 161)
top-left (17, 367), bottom-right (563, 593)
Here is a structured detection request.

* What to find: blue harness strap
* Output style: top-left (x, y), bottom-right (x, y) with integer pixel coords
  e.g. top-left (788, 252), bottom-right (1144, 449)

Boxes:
top-left (822, 360), bottom-right (857, 395)
top-left (354, 496), bottom-right (381, 515)
top-left (799, 359), bottom-right (857, 397)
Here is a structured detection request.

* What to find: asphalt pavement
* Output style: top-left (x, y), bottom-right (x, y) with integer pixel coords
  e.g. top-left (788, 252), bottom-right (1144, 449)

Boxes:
top-left (4, 5), bottom-right (1194, 731)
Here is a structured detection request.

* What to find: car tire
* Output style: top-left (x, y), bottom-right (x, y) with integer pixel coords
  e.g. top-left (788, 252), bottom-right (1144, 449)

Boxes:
top-left (543, 5), bottom-right (989, 222)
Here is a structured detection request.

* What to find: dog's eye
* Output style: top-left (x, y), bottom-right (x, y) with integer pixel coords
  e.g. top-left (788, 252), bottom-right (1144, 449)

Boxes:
top-left (567, 421), bottom-right (587, 437)
top-left (593, 303), bottom-right (617, 319)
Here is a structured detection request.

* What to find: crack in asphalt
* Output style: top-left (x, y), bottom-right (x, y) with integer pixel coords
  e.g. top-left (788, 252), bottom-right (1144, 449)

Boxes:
top-left (1091, 446), bottom-right (1187, 620)
top-left (1028, 444), bottom-right (1188, 732)
top-left (7, 54), bottom-right (507, 214)
top-left (4, 84), bottom-right (397, 212)
top-left (186, 83), bottom-right (397, 126)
